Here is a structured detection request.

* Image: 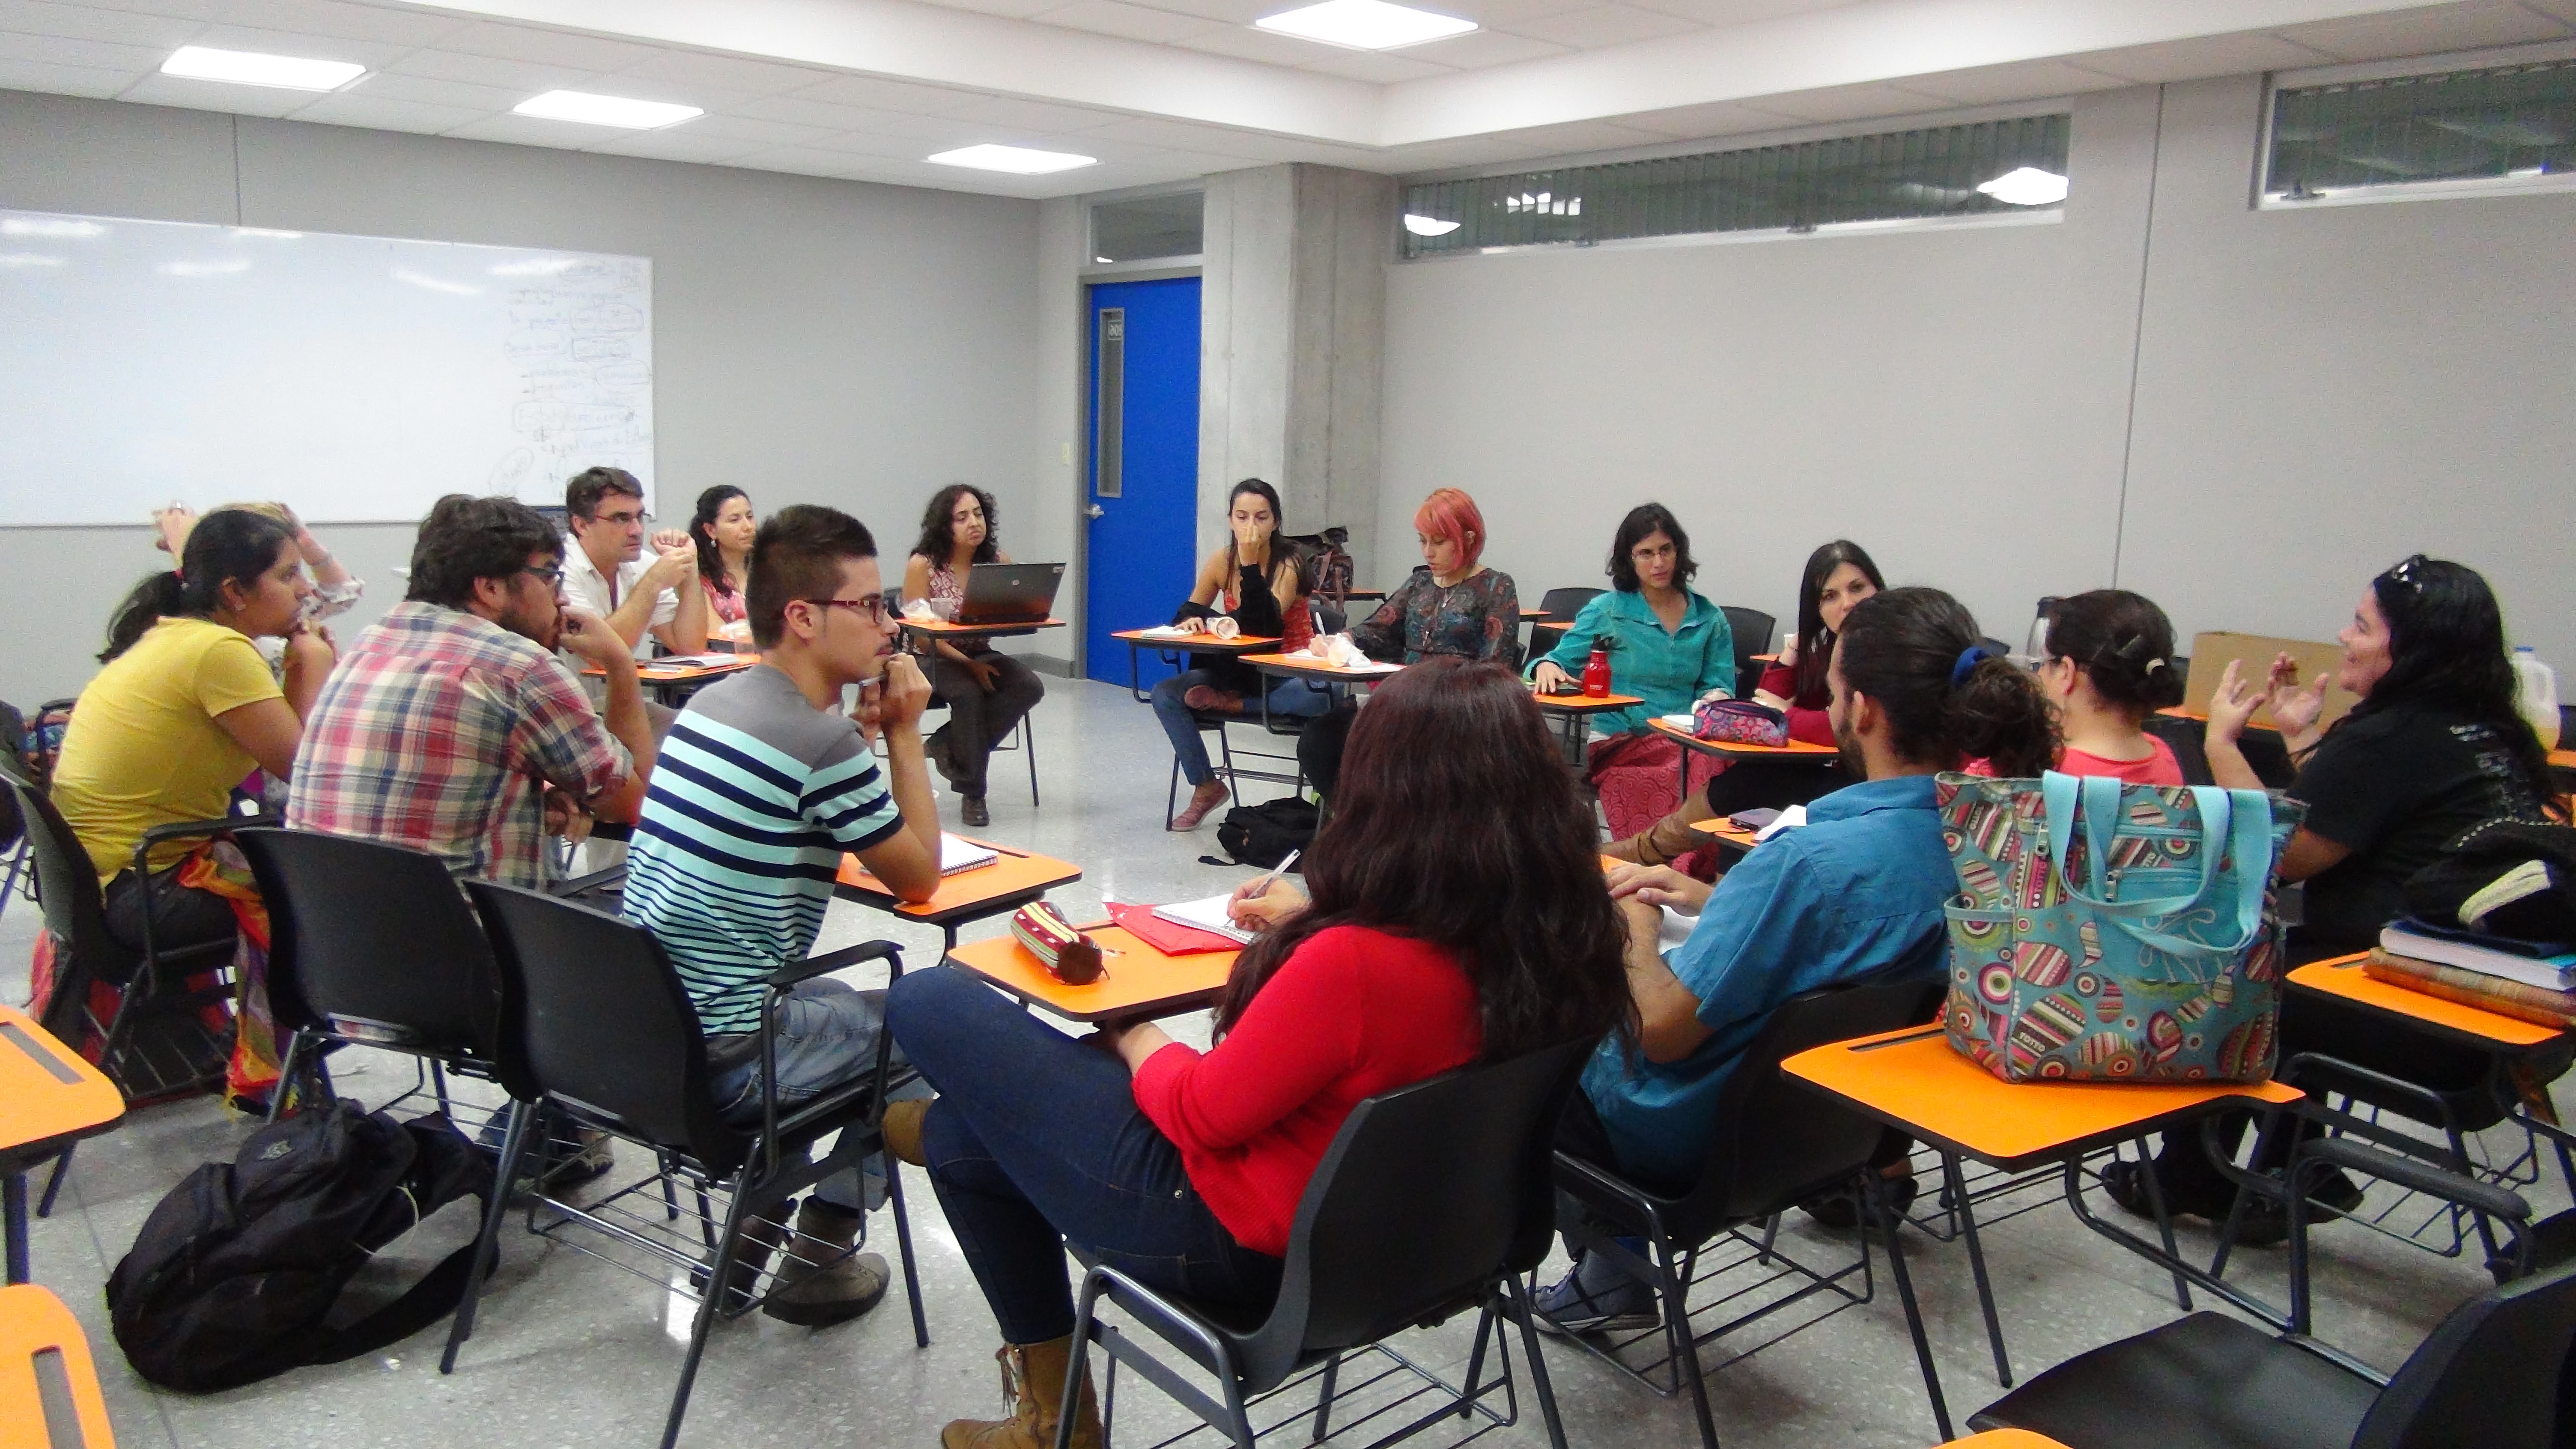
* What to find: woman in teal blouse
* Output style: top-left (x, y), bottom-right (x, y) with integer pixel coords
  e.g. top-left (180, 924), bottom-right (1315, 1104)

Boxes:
top-left (1530, 503), bottom-right (1735, 852)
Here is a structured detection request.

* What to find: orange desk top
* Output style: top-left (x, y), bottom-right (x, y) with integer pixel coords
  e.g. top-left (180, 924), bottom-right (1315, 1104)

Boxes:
top-left (835, 844), bottom-right (1082, 923)
top-left (904, 617), bottom-right (1067, 636)
top-left (0, 1004), bottom-right (121, 1166)
top-left (583, 654), bottom-right (758, 682)
top-left (1520, 607), bottom-right (1547, 620)
top-left (2288, 952), bottom-right (2564, 1049)
top-left (1947, 1433), bottom-right (2076, 1449)
top-left (1532, 690), bottom-right (1646, 715)
top-left (1688, 817), bottom-right (1763, 851)
top-left (0, 1284), bottom-right (116, 1443)
top-left (1240, 652), bottom-right (1404, 681)
top-left (1111, 629), bottom-right (1280, 655)
top-left (2553, 748), bottom-right (2576, 771)
top-left (948, 924), bottom-right (1237, 1024)
top-left (1783, 1026), bottom-right (2303, 1172)
top-left (1649, 717), bottom-right (1839, 759)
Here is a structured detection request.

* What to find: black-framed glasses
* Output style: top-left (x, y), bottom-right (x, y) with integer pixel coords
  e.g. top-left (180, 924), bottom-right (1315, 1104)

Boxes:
top-left (593, 508), bottom-right (651, 528)
top-left (2381, 553), bottom-right (2430, 594)
top-left (521, 565), bottom-right (566, 588)
top-left (806, 596), bottom-right (891, 625)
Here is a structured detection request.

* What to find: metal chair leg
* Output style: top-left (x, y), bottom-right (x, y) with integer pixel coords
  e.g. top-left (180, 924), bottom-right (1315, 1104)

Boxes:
top-left (887, 1154), bottom-right (930, 1348)
top-left (1942, 1152), bottom-right (2013, 1386)
top-left (1865, 1170), bottom-right (1953, 1440)
top-left (1650, 1227), bottom-right (1719, 1449)
top-left (660, 1176), bottom-right (756, 1449)
top-left (36, 1148), bottom-right (72, 1219)
top-left (441, 1100), bottom-right (534, 1374)
top-left (1022, 715), bottom-right (1039, 807)
top-left (1502, 1274), bottom-right (1575, 1449)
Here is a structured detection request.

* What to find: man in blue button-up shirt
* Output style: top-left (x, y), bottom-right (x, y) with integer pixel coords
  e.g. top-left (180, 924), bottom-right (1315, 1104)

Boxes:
top-left (1536, 586), bottom-right (2059, 1333)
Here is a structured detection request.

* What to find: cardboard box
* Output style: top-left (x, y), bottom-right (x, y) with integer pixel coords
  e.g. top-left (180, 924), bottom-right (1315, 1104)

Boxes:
top-left (2182, 632), bottom-right (2354, 730)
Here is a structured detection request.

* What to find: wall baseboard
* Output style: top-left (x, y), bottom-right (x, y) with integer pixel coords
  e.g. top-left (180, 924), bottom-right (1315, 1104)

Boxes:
top-left (1029, 654), bottom-right (1076, 678)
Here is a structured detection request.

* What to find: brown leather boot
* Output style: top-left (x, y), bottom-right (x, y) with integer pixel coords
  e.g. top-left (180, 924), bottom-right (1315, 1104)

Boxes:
top-left (763, 1200), bottom-right (889, 1327)
top-left (941, 1337), bottom-right (1103, 1449)
top-left (712, 1201), bottom-right (790, 1310)
top-left (881, 1098), bottom-right (929, 1168)
top-left (1603, 796), bottom-right (1715, 866)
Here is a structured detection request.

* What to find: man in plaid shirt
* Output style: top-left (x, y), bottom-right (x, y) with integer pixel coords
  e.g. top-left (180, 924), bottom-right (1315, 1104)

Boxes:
top-left (287, 494), bottom-right (657, 888)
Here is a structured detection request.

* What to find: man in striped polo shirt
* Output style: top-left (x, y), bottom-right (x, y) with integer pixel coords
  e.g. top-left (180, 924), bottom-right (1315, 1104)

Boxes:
top-left (624, 504), bottom-right (942, 1327)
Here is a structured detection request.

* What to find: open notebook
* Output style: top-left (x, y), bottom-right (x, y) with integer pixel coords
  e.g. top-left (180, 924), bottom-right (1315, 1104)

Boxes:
top-left (1151, 893), bottom-right (1255, 945)
top-left (942, 834), bottom-right (1001, 876)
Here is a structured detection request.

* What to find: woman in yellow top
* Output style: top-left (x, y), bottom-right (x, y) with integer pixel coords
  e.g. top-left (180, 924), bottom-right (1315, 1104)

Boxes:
top-left (53, 508), bottom-right (338, 976)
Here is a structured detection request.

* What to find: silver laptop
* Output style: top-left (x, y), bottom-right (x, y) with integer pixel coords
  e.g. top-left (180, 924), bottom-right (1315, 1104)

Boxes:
top-left (957, 562), bottom-right (1065, 625)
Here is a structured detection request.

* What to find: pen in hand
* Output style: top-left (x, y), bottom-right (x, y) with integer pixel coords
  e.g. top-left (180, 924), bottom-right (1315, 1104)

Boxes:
top-left (1244, 849), bottom-right (1299, 901)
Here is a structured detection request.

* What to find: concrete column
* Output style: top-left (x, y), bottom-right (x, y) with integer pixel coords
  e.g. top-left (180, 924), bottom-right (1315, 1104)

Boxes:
top-left (1199, 163), bottom-right (1397, 586)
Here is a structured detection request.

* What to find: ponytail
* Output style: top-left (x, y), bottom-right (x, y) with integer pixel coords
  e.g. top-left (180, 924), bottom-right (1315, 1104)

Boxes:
top-left (100, 572), bottom-right (187, 663)
top-left (2043, 589), bottom-right (2186, 719)
top-left (99, 507), bottom-right (294, 663)
top-left (1837, 586), bottom-right (2058, 776)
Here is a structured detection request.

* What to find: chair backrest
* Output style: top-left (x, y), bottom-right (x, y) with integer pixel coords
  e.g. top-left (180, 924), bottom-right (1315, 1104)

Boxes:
top-left (1675, 976), bottom-right (1944, 1235)
top-left (0, 1283), bottom-right (116, 1448)
top-left (1537, 587), bottom-right (1602, 622)
top-left (1721, 606), bottom-right (1776, 686)
top-left (1244, 1038), bottom-right (1592, 1391)
top-left (465, 879), bottom-right (742, 1171)
top-left (232, 828), bottom-right (504, 1063)
top-left (2355, 1255), bottom-right (2576, 1449)
top-left (0, 765), bottom-right (136, 1022)
top-left (1311, 599), bottom-right (1346, 636)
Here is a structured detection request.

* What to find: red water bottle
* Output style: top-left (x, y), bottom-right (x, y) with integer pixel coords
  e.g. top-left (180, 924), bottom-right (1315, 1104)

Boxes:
top-left (1582, 642), bottom-right (1612, 698)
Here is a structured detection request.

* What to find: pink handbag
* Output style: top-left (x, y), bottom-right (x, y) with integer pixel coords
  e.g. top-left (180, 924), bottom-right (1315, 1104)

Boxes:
top-left (1692, 699), bottom-right (1789, 746)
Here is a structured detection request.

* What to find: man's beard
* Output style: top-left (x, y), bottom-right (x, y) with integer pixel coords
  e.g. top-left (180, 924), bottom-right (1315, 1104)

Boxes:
top-left (1832, 711), bottom-right (1866, 779)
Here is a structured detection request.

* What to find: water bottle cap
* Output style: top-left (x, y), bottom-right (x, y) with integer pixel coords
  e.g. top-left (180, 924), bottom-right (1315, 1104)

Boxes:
top-left (2518, 644), bottom-right (2536, 654)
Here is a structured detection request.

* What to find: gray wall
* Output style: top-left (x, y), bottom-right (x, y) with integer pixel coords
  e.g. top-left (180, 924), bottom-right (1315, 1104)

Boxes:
top-left (1377, 78), bottom-right (2576, 672)
top-left (0, 89), bottom-right (1042, 702)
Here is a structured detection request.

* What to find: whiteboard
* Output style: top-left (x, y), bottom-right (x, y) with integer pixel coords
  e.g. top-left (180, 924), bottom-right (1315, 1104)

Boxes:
top-left (0, 209), bottom-right (653, 525)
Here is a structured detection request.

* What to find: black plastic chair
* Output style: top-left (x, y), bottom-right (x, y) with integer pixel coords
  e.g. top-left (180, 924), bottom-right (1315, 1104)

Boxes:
top-left (1528, 587), bottom-right (1604, 664)
top-left (1968, 1237), bottom-right (2576, 1449)
top-left (454, 881), bottom-right (929, 1449)
top-left (1545, 978), bottom-right (1953, 1448)
top-left (1719, 606), bottom-right (1775, 692)
top-left (1059, 1039), bottom-right (1593, 1449)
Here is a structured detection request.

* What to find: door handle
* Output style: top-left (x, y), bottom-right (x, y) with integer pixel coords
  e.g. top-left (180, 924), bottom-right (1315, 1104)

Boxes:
top-left (1085, 504), bottom-right (1106, 519)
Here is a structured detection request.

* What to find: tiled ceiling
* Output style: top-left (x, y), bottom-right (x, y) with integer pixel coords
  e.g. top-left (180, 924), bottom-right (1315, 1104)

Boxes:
top-left (0, 0), bottom-right (2570, 197)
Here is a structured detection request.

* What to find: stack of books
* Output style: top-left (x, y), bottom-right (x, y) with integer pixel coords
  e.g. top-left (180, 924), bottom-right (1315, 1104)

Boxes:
top-left (2365, 920), bottom-right (2576, 1029)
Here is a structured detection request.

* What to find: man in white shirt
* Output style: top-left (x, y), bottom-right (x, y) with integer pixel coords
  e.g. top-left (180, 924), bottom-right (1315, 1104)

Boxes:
top-left (561, 465), bottom-right (709, 661)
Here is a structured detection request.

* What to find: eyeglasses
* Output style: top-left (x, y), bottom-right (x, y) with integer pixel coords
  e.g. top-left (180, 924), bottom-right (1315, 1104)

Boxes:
top-left (806, 596), bottom-right (892, 625)
top-left (2381, 553), bottom-right (2429, 594)
top-left (520, 565), bottom-right (565, 588)
top-left (594, 509), bottom-right (651, 528)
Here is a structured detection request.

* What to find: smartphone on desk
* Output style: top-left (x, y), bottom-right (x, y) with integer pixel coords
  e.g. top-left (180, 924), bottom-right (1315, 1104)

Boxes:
top-left (1727, 808), bottom-right (1782, 832)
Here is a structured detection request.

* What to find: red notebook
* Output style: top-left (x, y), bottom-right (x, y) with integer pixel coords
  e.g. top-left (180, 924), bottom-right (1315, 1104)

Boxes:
top-left (1107, 901), bottom-right (1243, 956)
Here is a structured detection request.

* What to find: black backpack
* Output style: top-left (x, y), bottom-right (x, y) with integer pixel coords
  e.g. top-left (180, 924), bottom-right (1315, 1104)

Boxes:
top-left (106, 1101), bottom-right (495, 1392)
top-left (1210, 798), bottom-right (1318, 870)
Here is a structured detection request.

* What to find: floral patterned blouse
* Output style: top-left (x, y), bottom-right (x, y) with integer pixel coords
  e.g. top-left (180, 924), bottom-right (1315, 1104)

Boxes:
top-left (1349, 566), bottom-right (1521, 665)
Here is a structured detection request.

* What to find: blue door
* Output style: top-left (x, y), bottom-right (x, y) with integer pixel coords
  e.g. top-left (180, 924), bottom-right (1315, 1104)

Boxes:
top-left (1083, 277), bottom-right (1201, 686)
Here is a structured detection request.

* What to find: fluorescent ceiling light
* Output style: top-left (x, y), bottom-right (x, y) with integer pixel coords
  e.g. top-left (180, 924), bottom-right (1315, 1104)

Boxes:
top-left (1402, 214), bottom-right (1461, 236)
top-left (1256, 0), bottom-right (1476, 50)
top-left (1976, 167), bottom-right (2069, 206)
top-left (2, 217), bottom-right (104, 239)
top-left (927, 144), bottom-right (1097, 174)
top-left (161, 45), bottom-right (364, 92)
top-left (513, 90), bottom-right (703, 129)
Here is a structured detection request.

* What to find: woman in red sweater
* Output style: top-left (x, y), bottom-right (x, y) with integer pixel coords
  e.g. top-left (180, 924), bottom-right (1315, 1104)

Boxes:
top-left (1607, 538), bottom-right (1884, 866)
top-left (883, 658), bottom-right (1633, 1449)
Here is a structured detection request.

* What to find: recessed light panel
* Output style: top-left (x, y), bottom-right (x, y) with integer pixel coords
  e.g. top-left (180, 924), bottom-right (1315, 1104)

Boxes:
top-left (1975, 167), bottom-right (2069, 206)
top-left (161, 45), bottom-right (366, 92)
top-left (1402, 214), bottom-right (1461, 236)
top-left (513, 90), bottom-right (704, 130)
top-left (927, 144), bottom-right (1099, 174)
top-left (1255, 0), bottom-right (1476, 50)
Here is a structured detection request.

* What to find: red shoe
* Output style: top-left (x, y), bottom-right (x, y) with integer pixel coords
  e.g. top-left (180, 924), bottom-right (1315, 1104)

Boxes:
top-left (1182, 685), bottom-right (1245, 716)
top-left (1171, 780), bottom-right (1229, 830)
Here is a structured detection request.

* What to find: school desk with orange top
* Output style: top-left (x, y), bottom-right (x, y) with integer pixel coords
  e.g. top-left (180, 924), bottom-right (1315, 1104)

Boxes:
top-left (0, 1004), bottom-right (122, 1285)
top-left (835, 843), bottom-right (1082, 951)
top-left (946, 924), bottom-right (1239, 1024)
top-left (1109, 628), bottom-right (1281, 704)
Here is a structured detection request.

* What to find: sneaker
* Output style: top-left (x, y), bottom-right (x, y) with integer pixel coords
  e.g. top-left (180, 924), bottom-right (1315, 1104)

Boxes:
top-left (1171, 780), bottom-right (1229, 831)
top-left (2102, 1159), bottom-right (2293, 1249)
top-left (1532, 1249), bottom-right (1660, 1336)
top-left (1800, 1171), bottom-right (1920, 1231)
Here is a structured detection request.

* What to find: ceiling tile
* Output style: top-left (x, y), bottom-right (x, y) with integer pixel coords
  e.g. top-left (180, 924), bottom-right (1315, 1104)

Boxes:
top-left (286, 89), bottom-right (486, 133)
top-left (763, 101), bottom-right (983, 139)
top-left (939, 91), bottom-right (1131, 131)
top-left (201, 0), bottom-right (465, 47)
top-left (441, 111), bottom-right (642, 147)
top-left (1428, 0), bottom-right (1605, 28)
top-left (1616, 0), bottom-right (1854, 24)
top-left (1122, 0), bottom-right (1272, 21)
top-left (1395, 29), bottom-right (1570, 67)
top-left (1169, 25), bottom-right (1333, 64)
top-left (673, 112), bottom-right (836, 146)
top-left (51, 0), bottom-right (223, 18)
top-left (435, 19), bottom-right (664, 72)
top-left (1615, 96), bottom-right (1807, 139)
top-left (584, 128), bottom-right (769, 163)
top-left (118, 70), bottom-right (316, 116)
top-left (381, 47), bottom-right (591, 92)
top-left (1503, 4), bottom-right (1705, 48)
top-left (727, 92), bottom-right (906, 130)
top-left (1486, 117), bottom-right (1670, 154)
top-left (1298, 48), bottom-right (1452, 81)
top-left (349, 69), bottom-right (528, 112)
top-left (787, 72), bottom-right (982, 114)
top-left (732, 145), bottom-right (927, 181)
top-left (0, 28), bottom-right (162, 72)
top-left (903, 0), bottom-right (1062, 18)
top-left (2275, 0), bottom-right (2571, 63)
top-left (0, 0), bottom-right (199, 48)
top-left (2073, 32), bottom-right (2336, 84)
top-left (799, 129), bottom-right (955, 160)
top-left (1893, 57), bottom-right (2138, 107)
top-left (182, 22), bottom-right (410, 68)
top-left (1030, 0), bottom-right (1226, 42)
top-left (0, 53), bottom-right (130, 97)
top-left (1742, 78), bottom-right (1955, 123)
top-left (610, 48), bottom-right (838, 96)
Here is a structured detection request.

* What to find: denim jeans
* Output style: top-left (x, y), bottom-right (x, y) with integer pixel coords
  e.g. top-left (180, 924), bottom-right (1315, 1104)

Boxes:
top-left (1150, 669), bottom-right (1338, 788)
top-left (707, 978), bottom-right (923, 1212)
top-left (886, 965), bottom-right (1282, 1344)
top-left (101, 865), bottom-right (236, 985)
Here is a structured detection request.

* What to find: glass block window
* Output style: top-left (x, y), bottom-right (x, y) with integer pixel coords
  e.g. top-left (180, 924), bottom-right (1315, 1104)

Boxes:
top-left (1398, 113), bottom-right (2069, 259)
top-left (2266, 57), bottom-right (2576, 200)
top-left (1090, 192), bottom-right (1203, 265)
